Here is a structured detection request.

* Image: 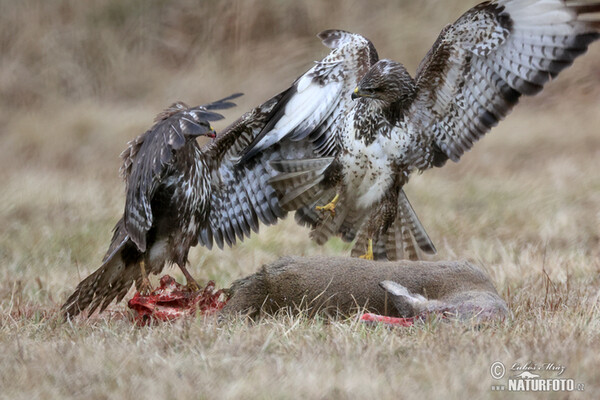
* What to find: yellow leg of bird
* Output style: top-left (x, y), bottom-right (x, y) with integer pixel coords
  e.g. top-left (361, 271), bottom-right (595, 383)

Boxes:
top-left (316, 193), bottom-right (340, 217)
top-left (179, 264), bottom-right (200, 292)
top-left (359, 239), bottom-right (374, 261)
top-left (138, 260), bottom-right (153, 294)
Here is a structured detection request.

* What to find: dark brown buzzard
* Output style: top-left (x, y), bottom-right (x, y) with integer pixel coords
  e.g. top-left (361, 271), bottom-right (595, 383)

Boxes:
top-left (62, 90), bottom-right (319, 317)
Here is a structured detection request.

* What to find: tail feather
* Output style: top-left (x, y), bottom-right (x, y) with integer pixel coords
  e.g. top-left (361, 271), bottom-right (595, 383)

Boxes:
top-left (350, 190), bottom-right (435, 261)
top-left (336, 206), bottom-right (366, 243)
top-left (398, 218), bottom-right (419, 261)
top-left (61, 242), bottom-right (141, 318)
top-left (383, 225), bottom-right (400, 261)
top-left (351, 230), bottom-right (371, 259)
top-left (351, 217), bottom-right (419, 261)
top-left (374, 231), bottom-right (389, 260)
top-left (62, 254), bottom-right (130, 318)
top-left (398, 190), bottom-right (436, 255)
top-left (350, 226), bottom-right (400, 260)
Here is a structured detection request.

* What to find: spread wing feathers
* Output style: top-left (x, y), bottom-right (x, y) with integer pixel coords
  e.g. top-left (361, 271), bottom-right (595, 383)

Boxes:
top-left (199, 92), bottom-right (316, 249)
top-left (237, 30), bottom-right (378, 164)
top-left (410, 0), bottom-right (600, 164)
top-left (119, 94), bottom-right (242, 252)
top-left (268, 157), bottom-right (335, 211)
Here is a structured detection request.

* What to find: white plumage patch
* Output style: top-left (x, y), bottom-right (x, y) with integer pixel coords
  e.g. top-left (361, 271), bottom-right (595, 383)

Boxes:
top-left (237, 30), bottom-right (378, 163)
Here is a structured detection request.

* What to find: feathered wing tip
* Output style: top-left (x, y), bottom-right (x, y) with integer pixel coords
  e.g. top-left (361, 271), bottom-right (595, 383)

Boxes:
top-left (202, 93), bottom-right (244, 111)
top-left (154, 93), bottom-right (244, 123)
top-left (412, 0), bottom-right (600, 165)
top-left (123, 93), bottom-right (244, 179)
top-left (187, 93), bottom-right (244, 122)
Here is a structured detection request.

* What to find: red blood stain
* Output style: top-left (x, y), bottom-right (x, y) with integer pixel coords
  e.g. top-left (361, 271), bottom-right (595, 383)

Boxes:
top-left (360, 313), bottom-right (416, 327)
top-left (128, 275), bottom-right (228, 326)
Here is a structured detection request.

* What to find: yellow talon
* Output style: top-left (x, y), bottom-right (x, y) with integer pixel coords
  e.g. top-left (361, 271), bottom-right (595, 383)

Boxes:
top-left (185, 281), bottom-right (201, 293)
top-left (359, 239), bottom-right (374, 261)
top-left (316, 194), bottom-right (340, 216)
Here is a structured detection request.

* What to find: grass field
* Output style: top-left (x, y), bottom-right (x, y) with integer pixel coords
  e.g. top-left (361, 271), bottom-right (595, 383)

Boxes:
top-left (1, 0), bottom-right (600, 398)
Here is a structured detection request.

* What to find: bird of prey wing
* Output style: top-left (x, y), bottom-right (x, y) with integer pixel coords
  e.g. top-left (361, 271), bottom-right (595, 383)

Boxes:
top-left (120, 94), bottom-right (242, 253)
top-left (408, 0), bottom-right (600, 167)
top-left (237, 30), bottom-right (379, 164)
top-left (198, 90), bottom-right (320, 250)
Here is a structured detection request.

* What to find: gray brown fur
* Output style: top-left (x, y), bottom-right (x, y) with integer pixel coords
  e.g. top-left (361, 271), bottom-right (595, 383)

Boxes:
top-left (220, 256), bottom-right (508, 320)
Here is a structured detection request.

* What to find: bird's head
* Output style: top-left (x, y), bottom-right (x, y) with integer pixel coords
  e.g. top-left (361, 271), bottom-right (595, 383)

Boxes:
top-left (179, 108), bottom-right (219, 140)
top-left (193, 120), bottom-right (217, 139)
top-left (157, 102), bottom-right (217, 140)
top-left (352, 59), bottom-right (415, 108)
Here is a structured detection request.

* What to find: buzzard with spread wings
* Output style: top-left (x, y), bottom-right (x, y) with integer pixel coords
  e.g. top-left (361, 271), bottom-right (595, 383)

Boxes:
top-left (241, 0), bottom-right (600, 260)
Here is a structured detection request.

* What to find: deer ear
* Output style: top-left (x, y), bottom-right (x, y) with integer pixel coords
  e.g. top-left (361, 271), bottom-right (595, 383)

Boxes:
top-left (379, 281), bottom-right (428, 317)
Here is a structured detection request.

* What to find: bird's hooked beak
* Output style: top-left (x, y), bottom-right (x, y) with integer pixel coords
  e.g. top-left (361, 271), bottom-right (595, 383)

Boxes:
top-left (351, 86), bottom-right (370, 100)
top-left (207, 125), bottom-right (217, 139)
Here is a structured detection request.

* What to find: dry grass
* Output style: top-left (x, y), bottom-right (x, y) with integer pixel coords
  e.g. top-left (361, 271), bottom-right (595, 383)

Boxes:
top-left (1, 0), bottom-right (600, 398)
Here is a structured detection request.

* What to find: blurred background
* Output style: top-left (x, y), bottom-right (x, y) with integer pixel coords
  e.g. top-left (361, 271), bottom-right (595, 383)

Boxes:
top-left (1, 0), bottom-right (599, 301)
